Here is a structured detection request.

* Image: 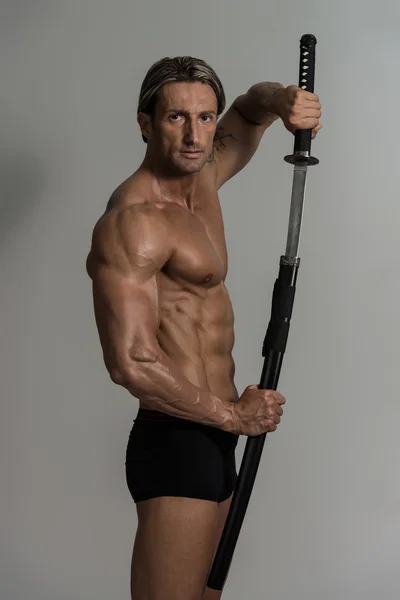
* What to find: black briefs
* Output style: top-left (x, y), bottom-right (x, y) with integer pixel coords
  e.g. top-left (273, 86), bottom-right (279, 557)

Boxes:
top-left (125, 408), bottom-right (239, 504)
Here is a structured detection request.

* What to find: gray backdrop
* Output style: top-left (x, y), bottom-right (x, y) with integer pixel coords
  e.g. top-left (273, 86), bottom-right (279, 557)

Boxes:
top-left (1, 1), bottom-right (399, 599)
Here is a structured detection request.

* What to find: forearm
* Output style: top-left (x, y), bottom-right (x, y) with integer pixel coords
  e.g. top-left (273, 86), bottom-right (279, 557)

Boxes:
top-left (234, 81), bottom-right (285, 126)
top-left (112, 347), bottom-right (237, 431)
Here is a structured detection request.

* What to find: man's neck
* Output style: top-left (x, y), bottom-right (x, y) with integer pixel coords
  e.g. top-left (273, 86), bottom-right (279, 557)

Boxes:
top-left (139, 155), bottom-right (201, 212)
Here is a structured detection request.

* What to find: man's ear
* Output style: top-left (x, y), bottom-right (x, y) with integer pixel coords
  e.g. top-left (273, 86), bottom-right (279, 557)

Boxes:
top-left (137, 112), bottom-right (153, 141)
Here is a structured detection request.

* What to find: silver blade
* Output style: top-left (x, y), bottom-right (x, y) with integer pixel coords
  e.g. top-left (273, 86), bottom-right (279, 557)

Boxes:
top-left (285, 163), bottom-right (308, 258)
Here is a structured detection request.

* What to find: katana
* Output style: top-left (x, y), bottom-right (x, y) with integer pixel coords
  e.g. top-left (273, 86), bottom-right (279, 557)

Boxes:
top-left (207, 34), bottom-right (319, 591)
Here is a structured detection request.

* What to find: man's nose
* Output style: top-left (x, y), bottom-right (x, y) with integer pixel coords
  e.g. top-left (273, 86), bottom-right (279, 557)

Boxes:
top-left (183, 117), bottom-right (200, 146)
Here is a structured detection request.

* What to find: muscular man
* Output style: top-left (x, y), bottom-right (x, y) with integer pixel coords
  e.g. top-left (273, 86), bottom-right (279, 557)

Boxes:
top-left (86, 56), bottom-right (321, 600)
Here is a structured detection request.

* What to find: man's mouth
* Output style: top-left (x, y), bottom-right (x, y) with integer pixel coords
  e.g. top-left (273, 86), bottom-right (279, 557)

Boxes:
top-left (181, 150), bottom-right (202, 157)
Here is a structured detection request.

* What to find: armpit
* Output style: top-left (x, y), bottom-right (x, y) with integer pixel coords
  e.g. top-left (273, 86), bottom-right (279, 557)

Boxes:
top-left (213, 125), bottom-right (238, 153)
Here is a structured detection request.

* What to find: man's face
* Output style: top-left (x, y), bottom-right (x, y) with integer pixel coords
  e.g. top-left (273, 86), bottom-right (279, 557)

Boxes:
top-left (140, 82), bottom-right (218, 174)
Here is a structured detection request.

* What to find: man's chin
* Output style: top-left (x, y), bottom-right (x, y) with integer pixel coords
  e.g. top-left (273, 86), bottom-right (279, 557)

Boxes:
top-left (175, 156), bottom-right (207, 174)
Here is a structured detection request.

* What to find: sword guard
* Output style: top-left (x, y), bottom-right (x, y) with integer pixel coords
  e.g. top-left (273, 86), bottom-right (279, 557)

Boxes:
top-left (284, 151), bottom-right (319, 166)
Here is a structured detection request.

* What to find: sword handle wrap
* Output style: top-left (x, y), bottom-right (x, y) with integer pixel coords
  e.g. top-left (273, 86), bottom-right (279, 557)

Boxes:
top-left (294, 34), bottom-right (317, 156)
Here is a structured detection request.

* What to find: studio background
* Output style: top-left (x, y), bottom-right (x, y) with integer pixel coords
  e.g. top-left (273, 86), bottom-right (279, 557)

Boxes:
top-left (1, 1), bottom-right (399, 598)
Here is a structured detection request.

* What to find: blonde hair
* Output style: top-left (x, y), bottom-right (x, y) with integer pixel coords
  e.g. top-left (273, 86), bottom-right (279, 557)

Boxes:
top-left (137, 56), bottom-right (226, 143)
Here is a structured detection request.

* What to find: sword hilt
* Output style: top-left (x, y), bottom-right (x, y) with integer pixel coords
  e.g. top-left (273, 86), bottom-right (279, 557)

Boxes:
top-left (285, 34), bottom-right (319, 166)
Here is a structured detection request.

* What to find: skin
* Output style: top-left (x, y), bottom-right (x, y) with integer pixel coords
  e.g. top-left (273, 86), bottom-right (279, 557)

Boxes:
top-left (86, 80), bottom-right (322, 435)
top-left (86, 78), bottom-right (322, 600)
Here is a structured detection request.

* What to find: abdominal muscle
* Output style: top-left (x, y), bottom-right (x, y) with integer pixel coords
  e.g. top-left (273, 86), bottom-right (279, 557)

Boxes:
top-left (139, 278), bottom-right (239, 410)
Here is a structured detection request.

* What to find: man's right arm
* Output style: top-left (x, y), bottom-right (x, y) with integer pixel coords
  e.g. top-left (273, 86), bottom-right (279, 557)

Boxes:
top-left (87, 206), bottom-right (238, 432)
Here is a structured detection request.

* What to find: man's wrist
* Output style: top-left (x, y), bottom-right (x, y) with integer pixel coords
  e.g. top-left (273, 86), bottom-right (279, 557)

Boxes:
top-left (234, 81), bottom-right (285, 125)
top-left (268, 85), bottom-right (286, 118)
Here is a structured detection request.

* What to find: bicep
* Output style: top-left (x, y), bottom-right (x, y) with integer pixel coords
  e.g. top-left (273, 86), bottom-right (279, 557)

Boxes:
top-left (91, 263), bottom-right (161, 378)
top-left (88, 205), bottom-right (174, 377)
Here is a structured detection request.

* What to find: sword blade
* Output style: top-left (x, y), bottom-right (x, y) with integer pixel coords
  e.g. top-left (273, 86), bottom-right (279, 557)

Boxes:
top-left (285, 163), bottom-right (308, 258)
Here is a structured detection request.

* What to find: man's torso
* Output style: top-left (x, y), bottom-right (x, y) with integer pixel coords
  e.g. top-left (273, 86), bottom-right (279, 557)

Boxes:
top-left (90, 166), bottom-right (239, 405)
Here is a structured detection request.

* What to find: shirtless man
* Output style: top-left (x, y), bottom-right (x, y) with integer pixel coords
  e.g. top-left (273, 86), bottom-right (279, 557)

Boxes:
top-left (86, 56), bottom-right (322, 600)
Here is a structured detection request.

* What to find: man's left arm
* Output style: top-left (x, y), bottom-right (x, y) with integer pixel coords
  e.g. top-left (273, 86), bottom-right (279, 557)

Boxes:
top-left (213, 82), bottom-right (322, 189)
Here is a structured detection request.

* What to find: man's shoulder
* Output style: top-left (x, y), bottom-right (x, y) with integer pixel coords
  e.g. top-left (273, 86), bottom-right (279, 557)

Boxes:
top-left (87, 200), bottom-right (171, 276)
top-left (105, 171), bottom-right (153, 211)
top-left (93, 161), bottom-right (218, 236)
top-left (95, 172), bottom-right (161, 225)
top-left (94, 199), bottom-right (166, 244)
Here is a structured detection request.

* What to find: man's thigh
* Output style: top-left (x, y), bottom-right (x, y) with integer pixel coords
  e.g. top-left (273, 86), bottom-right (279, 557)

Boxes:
top-left (130, 495), bottom-right (219, 600)
top-left (203, 491), bottom-right (235, 600)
